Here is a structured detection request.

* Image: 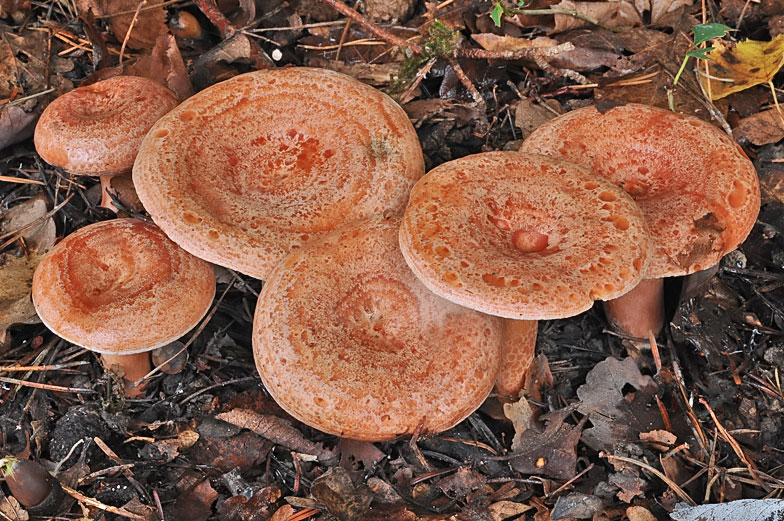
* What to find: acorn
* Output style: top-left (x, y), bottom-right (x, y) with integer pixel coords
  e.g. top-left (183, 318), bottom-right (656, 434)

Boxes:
top-left (1, 457), bottom-right (64, 515)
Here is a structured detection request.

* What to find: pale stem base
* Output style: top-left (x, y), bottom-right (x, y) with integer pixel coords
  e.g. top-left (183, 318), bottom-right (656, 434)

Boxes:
top-left (101, 352), bottom-right (151, 397)
top-left (603, 278), bottom-right (664, 339)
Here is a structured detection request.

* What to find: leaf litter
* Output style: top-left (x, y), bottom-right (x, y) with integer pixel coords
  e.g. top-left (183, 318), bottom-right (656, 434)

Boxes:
top-left (1, 0), bottom-right (784, 519)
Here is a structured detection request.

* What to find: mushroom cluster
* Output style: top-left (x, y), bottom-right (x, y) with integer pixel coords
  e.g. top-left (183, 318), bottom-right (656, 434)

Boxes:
top-left (30, 67), bottom-right (760, 440)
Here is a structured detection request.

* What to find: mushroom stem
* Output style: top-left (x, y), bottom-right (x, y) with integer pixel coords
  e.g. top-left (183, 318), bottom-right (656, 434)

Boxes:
top-left (494, 319), bottom-right (537, 400)
top-left (603, 278), bottom-right (664, 340)
top-left (101, 352), bottom-right (151, 397)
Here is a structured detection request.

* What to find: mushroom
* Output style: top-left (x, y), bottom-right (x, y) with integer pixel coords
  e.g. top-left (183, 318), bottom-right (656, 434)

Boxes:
top-left (519, 103), bottom-right (760, 338)
top-left (399, 151), bottom-right (652, 319)
top-left (253, 217), bottom-right (503, 441)
top-left (34, 76), bottom-right (178, 176)
top-left (32, 219), bottom-right (215, 396)
top-left (133, 67), bottom-right (424, 280)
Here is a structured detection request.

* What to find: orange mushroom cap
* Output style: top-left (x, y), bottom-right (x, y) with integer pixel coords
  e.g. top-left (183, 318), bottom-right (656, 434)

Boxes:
top-left (133, 67), bottom-right (424, 280)
top-left (32, 219), bottom-right (215, 355)
top-left (398, 151), bottom-right (652, 320)
top-left (34, 76), bottom-right (178, 176)
top-left (253, 217), bottom-right (502, 441)
top-left (519, 102), bottom-right (761, 277)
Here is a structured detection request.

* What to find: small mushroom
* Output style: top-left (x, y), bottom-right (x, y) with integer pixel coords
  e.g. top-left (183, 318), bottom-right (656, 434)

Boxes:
top-left (34, 76), bottom-right (178, 176)
top-left (253, 217), bottom-right (503, 441)
top-left (32, 219), bottom-right (215, 396)
top-left (519, 103), bottom-right (761, 338)
top-left (133, 67), bottom-right (424, 280)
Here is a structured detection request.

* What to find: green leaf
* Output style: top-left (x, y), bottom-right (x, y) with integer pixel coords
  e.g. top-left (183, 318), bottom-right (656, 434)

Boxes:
top-left (692, 23), bottom-right (732, 46)
top-left (686, 47), bottom-right (714, 59)
top-left (490, 1), bottom-right (504, 27)
top-left (517, 0), bottom-right (526, 5)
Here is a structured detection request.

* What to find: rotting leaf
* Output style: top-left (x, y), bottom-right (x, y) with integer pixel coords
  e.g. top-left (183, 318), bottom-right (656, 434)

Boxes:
top-left (699, 34), bottom-right (784, 99)
top-left (77, 0), bottom-right (168, 50)
top-left (735, 109), bottom-right (784, 146)
top-left (510, 409), bottom-right (585, 480)
top-left (311, 467), bottom-right (374, 521)
top-left (550, 0), bottom-right (642, 33)
top-left (173, 472), bottom-right (218, 521)
top-left (435, 467), bottom-right (487, 499)
top-left (576, 357), bottom-right (662, 452)
top-left (0, 195), bottom-right (56, 341)
top-left (488, 500), bottom-right (533, 521)
top-left (216, 408), bottom-right (336, 464)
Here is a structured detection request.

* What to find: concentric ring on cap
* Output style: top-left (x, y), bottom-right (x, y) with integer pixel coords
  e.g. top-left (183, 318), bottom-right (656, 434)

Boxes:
top-left (34, 76), bottom-right (178, 175)
top-left (399, 151), bottom-right (652, 320)
top-left (253, 218), bottom-right (502, 441)
top-left (32, 219), bottom-right (215, 355)
top-left (133, 67), bottom-right (424, 280)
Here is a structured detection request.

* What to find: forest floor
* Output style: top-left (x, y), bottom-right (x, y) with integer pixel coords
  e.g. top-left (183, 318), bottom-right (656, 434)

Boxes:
top-left (1, 0), bottom-right (784, 520)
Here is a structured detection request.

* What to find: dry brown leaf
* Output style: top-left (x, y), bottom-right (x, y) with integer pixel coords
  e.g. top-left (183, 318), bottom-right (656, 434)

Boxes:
top-left (174, 473), bottom-right (218, 521)
top-left (626, 505), bottom-right (657, 521)
top-left (312, 467), bottom-right (374, 521)
top-left (551, 0), bottom-right (642, 33)
top-left (216, 408), bottom-right (335, 463)
top-left (514, 98), bottom-right (562, 140)
top-left (269, 505), bottom-right (294, 521)
top-left (488, 500), bottom-right (533, 521)
top-left (0, 195), bottom-right (56, 338)
top-left (510, 410), bottom-right (585, 479)
top-left (126, 34), bottom-right (194, 100)
top-left (503, 395), bottom-right (536, 451)
top-left (735, 109), bottom-right (784, 146)
top-left (576, 357), bottom-right (661, 451)
top-left (651, 0), bottom-right (693, 26)
top-left (78, 0), bottom-right (168, 50)
top-left (639, 429), bottom-right (677, 448)
top-left (0, 25), bottom-right (73, 150)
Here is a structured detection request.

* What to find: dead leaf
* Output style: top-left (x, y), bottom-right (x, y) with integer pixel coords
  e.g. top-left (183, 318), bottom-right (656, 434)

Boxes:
top-left (735, 109), bottom-right (784, 145)
top-left (626, 505), bottom-right (656, 521)
top-left (79, 0), bottom-right (168, 50)
top-left (0, 25), bottom-right (73, 150)
top-left (609, 471), bottom-right (646, 502)
top-left (217, 487), bottom-right (281, 521)
top-left (216, 408), bottom-right (335, 464)
top-left (269, 505), bottom-right (294, 521)
top-left (189, 431), bottom-right (271, 473)
top-left (174, 472), bottom-right (219, 521)
top-left (337, 439), bottom-right (386, 471)
top-left (551, 1), bottom-right (642, 33)
top-left (576, 357), bottom-right (661, 451)
top-left (514, 98), bottom-right (563, 140)
top-left (700, 34), bottom-right (784, 100)
top-left (488, 500), bottom-right (532, 521)
top-left (551, 492), bottom-right (604, 519)
top-left (0, 195), bottom-right (56, 338)
top-left (503, 395), bottom-right (536, 451)
top-left (436, 467), bottom-right (487, 499)
top-left (0, 491), bottom-right (28, 521)
top-left (510, 410), bottom-right (585, 479)
top-left (639, 429), bottom-right (677, 449)
top-left (125, 35), bottom-right (194, 100)
top-left (650, 0), bottom-right (694, 26)
top-left (311, 467), bottom-right (374, 521)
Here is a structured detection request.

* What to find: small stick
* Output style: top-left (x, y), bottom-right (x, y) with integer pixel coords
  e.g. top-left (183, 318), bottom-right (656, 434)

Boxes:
top-left (118, 0), bottom-right (146, 64)
top-left (602, 452), bottom-right (695, 505)
top-left (316, 0), bottom-right (422, 54)
top-left (0, 376), bottom-right (96, 393)
top-left (447, 56), bottom-right (484, 108)
top-left (62, 485), bottom-right (146, 521)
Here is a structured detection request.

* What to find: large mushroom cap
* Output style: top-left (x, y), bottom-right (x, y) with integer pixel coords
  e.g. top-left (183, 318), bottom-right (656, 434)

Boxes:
top-left (133, 67), bottom-right (425, 280)
top-left (519, 103), bottom-right (760, 277)
top-left (398, 151), bottom-right (652, 320)
top-left (32, 219), bottom-right (215, 355)
top-left (253, 218), bottom-right (502, 441)
top-left (34, 76), bottom-right (178, 176)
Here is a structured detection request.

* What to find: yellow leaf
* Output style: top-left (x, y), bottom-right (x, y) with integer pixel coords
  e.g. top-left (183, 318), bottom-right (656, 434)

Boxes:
top-left (699, 34), bottom-right (784, 99)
